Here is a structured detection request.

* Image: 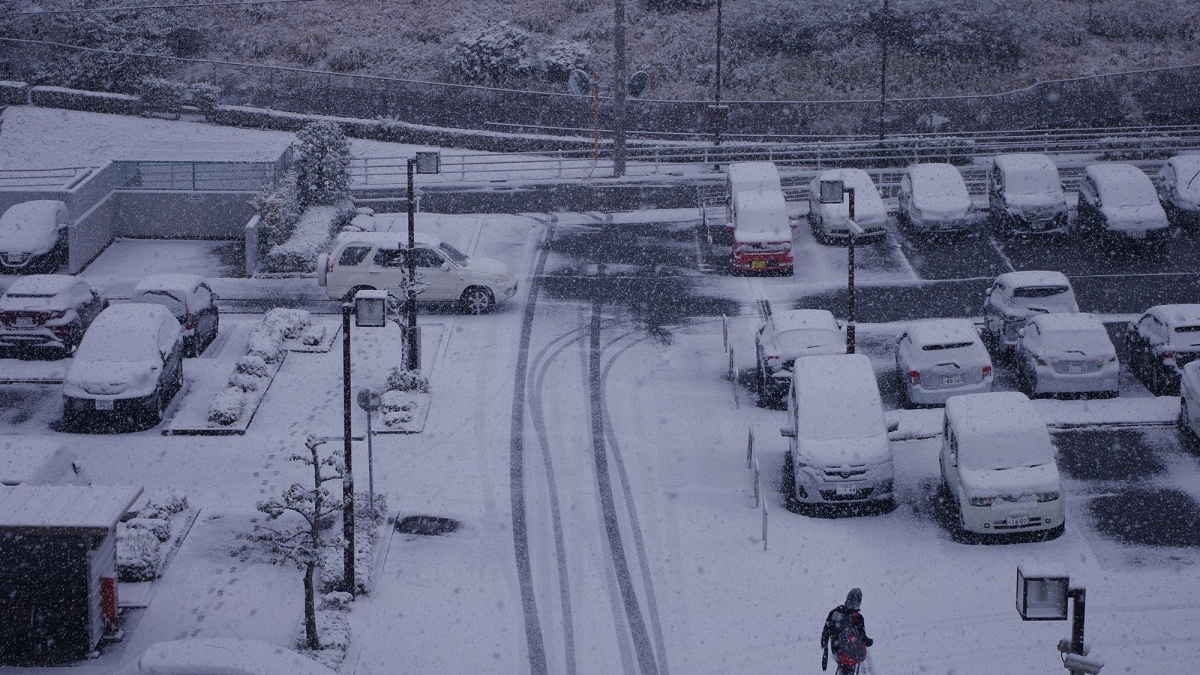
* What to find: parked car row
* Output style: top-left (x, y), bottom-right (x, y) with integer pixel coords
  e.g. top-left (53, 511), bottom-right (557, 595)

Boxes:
top-left (0, 273), bottom-right (221, 431)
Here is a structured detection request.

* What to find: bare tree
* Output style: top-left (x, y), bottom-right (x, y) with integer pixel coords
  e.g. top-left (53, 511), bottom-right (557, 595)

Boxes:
top-left (253, 435), bottom-right (344, 650)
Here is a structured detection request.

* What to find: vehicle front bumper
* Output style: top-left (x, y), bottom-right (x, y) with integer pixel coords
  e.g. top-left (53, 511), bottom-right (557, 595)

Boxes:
top-left (960, 497), bottom-right (1063, 535)
top-left (64, 391), bottom-right (156, 417)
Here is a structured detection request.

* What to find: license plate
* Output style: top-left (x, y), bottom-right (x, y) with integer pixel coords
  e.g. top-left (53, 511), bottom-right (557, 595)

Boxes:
top-left (95, 399), bottom-right (113, 411)
top-left (836, 485), bottom-right (858, 497)
top-left (15, 317), bottom-right (33, 327)
top-left (943, 374), bottom-right (963, 385)
top-left (751, 260), bottom-right (766, 269)
top-left (1007, 514), bottom-right (1029, 527)
top-left (1069, 364), bottom-right (1084, 374)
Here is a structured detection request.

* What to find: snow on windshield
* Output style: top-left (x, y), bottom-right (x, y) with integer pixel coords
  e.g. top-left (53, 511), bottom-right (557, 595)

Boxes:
top-left (438, 242), bottom-right (469, 266)
top-left (1007, 168), bottom-right (1061, 195)
top-left (777, 329), bottom-right (840, 352)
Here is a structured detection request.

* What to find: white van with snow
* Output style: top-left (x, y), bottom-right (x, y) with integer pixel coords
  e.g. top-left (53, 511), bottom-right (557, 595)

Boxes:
top-left (939, 391), bottom-right (1064, 540)
top-left (317, 231), bottom-right (518, 314)
top-left (781, 353), bottom-right (895, 512)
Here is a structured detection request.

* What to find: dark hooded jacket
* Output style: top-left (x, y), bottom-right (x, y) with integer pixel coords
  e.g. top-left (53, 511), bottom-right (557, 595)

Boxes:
top-left (821, 588), bottom-right (873, 657)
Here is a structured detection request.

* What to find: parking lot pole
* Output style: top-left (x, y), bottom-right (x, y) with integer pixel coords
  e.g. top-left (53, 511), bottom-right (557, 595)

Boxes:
top-left (405, 159), bottom-right (419, 371)
top-left (846, 188), bottom-right (857, 354)
top-left (341, 303), bottom-right (356, 596)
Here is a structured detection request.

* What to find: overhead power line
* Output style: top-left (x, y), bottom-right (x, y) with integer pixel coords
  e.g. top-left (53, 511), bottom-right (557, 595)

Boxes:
top-left (7, 0), bottom-right (315, 16)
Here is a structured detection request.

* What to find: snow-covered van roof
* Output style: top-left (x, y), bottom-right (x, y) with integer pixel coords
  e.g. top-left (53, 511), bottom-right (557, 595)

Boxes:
top-left (732, 189), bottom-right (790, 241)
top-left (907, 163), bottom-right (971, 210)
top-left (335, 231), bottom-right (441, 248)
top-left (726, 161), bottom-right (782, 194)
top-left (1146, 304), bottom-right (1200, 328)
top-left (0, 484), bottom-right (142, 534)
top-left (945, 392), bottom-right (1054, 471)
top-left (993, 153), bottom-right (1058, 173)
top-left (772, 309), bottom-right (839, 332)
top-left (992, 154), bottom-right (1063, 195)
top-left (2, 273), bottom-right (79, 297)
top-left (907, 318), bottom-right (979, 346)
top-left (995, 270), bottom-right (1071, 289)
top-left (134, 273), bottom-right (207, 295)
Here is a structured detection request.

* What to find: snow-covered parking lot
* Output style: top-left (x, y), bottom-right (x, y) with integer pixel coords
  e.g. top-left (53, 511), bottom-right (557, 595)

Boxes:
top-left (3, 107), bottom-right (1200, 675)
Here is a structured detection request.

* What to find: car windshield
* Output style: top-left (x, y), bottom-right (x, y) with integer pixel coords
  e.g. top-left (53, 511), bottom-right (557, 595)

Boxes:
top-left (922, 341), bottom-right (973, 351)
top-left (776, 329), bottom-right (840, 352)
top-left (438, 242), bottom-right (469, 266)
top-left (1007, 169), bottom-right (1061, 195)
top-left (1100, 177), bottom-right (1156, 207)
top-left (1044, 329), bottom-right (1111, 352)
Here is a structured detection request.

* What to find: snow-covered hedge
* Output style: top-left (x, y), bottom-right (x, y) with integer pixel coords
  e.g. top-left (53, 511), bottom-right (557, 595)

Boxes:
top-left (296, 120), bottom-right (352, 207)
top-left (385, 367), bottom-right (430, 394)
top-left (139, 76), bottom-right (185, 114)
top-left (186, 82), bottom-right (222, 113)
top-left (30, 86), bottom-right (143, 116)
top-left (207, 309), bottom-right (315, 425)
top-left (261, 201), bottom-right (355, 274)
top-left (116, 491), bottom-right (188, 582)
top-left (0, 80), bottom-right (30, 106)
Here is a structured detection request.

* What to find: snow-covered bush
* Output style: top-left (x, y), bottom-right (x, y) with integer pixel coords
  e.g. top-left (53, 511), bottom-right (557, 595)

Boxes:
top-left (645, 0), bottom-right (716, 9)
top-left (235, 354), bottom-right (271, 378)
top-left (138, 76), bottom-right (185, 112)
top-left (125, 517), bottom-right (171, 542)
top-left (228, 371), bottom-right (262, 392)
top-left (117, 527), bottom-right (162, 581)
top-left (252, 170), bottom-right (302, 250)
top-left (263, 307), bottom-right (312, 340)
top-left (295, 121), bottom-right (352, 207)
top-left (540, 39), bottom-right (592, 80)
top-left (246, 327), bottom-right (286, 364)
top-left (186, 82), bottom-right (222, 112)
top-left (450, 22), bottom-right (536, 83)
top-left (208, 387), bottom-right (247, 425)
top-left (379, 390), bottom-right (416, 427)
top-left (385, 367), bottom-right (430, 394)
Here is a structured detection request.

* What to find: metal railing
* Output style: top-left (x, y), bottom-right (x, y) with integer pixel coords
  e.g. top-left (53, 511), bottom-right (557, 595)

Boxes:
top-left (0, 166), bottom-right (93, 190)
top-left (109, 160), bottom-right (282, 191)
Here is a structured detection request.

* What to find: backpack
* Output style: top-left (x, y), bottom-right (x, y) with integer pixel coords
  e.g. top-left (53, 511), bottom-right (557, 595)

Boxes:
top-left (835, 611), bottom-right (867, 667)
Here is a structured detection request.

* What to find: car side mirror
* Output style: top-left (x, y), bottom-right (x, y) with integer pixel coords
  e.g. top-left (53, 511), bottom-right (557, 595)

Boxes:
top-left (780, 427), bottom-right (796, 438)
top-left (211, 291), bottom-right (219, 302)
top-left (440, 261), bottom-right (451, 271)
top-left (887, 420), bottom-right (900, 433)
top-left (1017, 328), bottom-right (1026, 339)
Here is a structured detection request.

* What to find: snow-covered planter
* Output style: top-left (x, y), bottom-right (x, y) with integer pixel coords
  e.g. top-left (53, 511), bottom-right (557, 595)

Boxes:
top-left (116, 491), bottom-right (190, 582)
top-left (319, 491), bottom-right (386, 596)
top-left (208, 387), bottom-right (247, 425)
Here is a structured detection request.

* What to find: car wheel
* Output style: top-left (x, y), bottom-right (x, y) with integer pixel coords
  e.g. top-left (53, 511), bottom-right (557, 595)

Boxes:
top-left (144, 389), bottom-right (164, 429)
top-left (782, 451), bottom-right (798, 510)
top-left (460, 287), bottom-right (494, 315)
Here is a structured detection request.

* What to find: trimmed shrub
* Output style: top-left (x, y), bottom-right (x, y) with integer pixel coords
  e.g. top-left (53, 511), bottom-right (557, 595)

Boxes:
top-left (0, 81), bottom-right (30, 105)
top-left (449, 22), bottom-right (536, 83)
top-left (385, 367), bottom-right (430, 394)
top-left (235, 354), bottom-right (271, 378)
top-left (295, 121), bottom-right (352, 207)
top-left (139, 76), bottom-right (185, 113)
top-left (187, 82), bottom-right (222, 112)
top-left (252, 170), bottom-right (302, 250)
top-left (30, 86), bottom-right (143, 115)
top-left (208, 387), bottom-right (247, 425)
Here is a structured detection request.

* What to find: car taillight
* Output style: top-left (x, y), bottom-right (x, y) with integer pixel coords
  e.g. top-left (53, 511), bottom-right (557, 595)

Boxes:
top-left (766, 354), bottom-right (780, 366)
top-left (185, 311), bottom-right (195, 330)
top-left (909, 370), bottom-right (921, 386)
top-left (1163, 350), bottom-right (1175, 362)
top-left (982, 365), bottom-right (992, 377)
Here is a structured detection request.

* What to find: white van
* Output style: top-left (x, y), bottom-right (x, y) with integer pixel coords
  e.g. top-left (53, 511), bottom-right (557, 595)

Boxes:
top-left (317, 231), bottom-right (518, 314)
top-left (940, 392), bottom-right (1064, 540)
top-left (0, 437), bottom-right (90, 486)
top-left (988, 154), bottom-right (1068, 235)
top-left (729, 189), bottom-right (793, 275)
top-left (781, 354), bottom-right (895, 511)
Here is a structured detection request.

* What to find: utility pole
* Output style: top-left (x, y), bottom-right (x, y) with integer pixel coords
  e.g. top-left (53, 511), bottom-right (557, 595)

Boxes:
top-left (613, 0), bottom-right (627, 177)
top-left (878, 0), bottom-right (890, 140)
top-left (715, 0), bottom-right (723, 148)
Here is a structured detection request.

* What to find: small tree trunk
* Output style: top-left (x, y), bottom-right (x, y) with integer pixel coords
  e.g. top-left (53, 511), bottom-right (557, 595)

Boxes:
top-left (303, 561), bottom-right (320, 650)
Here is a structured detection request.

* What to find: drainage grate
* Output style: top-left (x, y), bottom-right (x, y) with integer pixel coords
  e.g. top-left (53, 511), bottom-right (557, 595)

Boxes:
top-left (395, 515), bottom-right (460, 536)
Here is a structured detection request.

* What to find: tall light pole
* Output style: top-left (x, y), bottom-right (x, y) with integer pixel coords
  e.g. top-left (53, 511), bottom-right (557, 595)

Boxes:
top-left (714, 0), bottom-right (724, 149)
top-left (878, 0), bottom-right (890, 140)
top-left (613, 0), bottom-right (628, 177)
top-left (405, 152), bottom-right (440, 371)
top-left (340, 303), bottom-right (355, 595)
top-left (818, 180), bottom-right (863, 353)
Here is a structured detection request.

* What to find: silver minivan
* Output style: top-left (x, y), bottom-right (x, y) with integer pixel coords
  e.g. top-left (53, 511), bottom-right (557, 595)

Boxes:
top-left (988, 154), bottom-right (1068, 235)
top-left (781, 353), bottom-right (895, 513)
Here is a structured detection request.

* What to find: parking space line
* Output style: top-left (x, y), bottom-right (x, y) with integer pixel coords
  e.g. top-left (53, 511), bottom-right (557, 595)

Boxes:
top-left (987, 235), bottom-right (1017, 273)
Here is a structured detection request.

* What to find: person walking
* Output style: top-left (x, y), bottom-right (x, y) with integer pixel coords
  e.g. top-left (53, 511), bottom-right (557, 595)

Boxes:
top-left (821, 588), bottom-right (873, 674)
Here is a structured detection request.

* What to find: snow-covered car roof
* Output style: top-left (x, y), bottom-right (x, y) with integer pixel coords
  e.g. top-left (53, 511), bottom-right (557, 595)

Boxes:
top-left (1026, 312), bottom-right (1106, 333)
top-left (993, 154), bottom-right (1063, 195)
top-left (771, 309), bottom-right (839, 332)
top-left (732, 189), bottom-right (789, 240)
top-left (727, 161), bottom-right (783, 193)
top-left (906, 318), bottom-right (980, 347)
top-left (1, 273), bottom-right (81, 298)
top-left (907, 163), bottom-right (971, 211)
top-left (945, 392), bottom-right (1055, 470)
top-left (1167, 154), bottom-right (1200, 201)
top-left (1085, 163), bottom-right (1157, 207)
top-left (993, 153), bottom-right (1058, 173)
top-left (995, 270), bottom-right (1072, 290)
top-left (134, 638), bottom-right (338, 675)
top-left (0, 200), bottom-right (68, 252)
top-left (810, 167), bottom-right (877, 191)
top-left (1146, 304), bottom-right (1200, 328)
top-left (76, 303), bottom-right (179, 361)
top-left (335, 231), bottom-right (441, 248)
top-left (134, 273), bottom-right (207, 295)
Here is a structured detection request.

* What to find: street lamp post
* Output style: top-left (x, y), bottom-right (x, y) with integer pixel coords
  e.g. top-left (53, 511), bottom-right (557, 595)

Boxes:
top-left (1016, 566), bottom-right (1105, 675)
top-left (339, 291), bottom-right (390, 597)
top-left (818, 180), bottom-right (863, 354)
top-left (405, 152), bottom-right (440, 372)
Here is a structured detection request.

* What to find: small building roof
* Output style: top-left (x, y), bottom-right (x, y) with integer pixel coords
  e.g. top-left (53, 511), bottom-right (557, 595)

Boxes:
top-left (0, 484), bottom-right (142, 534)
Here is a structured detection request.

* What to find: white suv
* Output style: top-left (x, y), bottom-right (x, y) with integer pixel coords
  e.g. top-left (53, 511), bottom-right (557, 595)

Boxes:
top-left (317, 232), bottom-right (518, 314)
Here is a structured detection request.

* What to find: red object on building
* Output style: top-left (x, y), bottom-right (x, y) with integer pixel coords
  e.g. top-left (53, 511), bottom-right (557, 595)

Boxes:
top-left (101, 575), bottom-right (119, 623)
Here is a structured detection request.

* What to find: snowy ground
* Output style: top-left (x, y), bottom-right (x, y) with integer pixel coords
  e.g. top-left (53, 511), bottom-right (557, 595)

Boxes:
top-left (2, 107), bottom-right (1199, 675)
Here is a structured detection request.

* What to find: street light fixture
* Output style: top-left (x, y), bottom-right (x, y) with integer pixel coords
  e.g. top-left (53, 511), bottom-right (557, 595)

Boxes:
top-left (338, 289), bottom-right (391, 596)
top-left (405, 151), bottom-right (440, 371)
top-left (1016, 565), bottom-right (1104, 674)
top-left (819, 180), bottom-right (864, 354)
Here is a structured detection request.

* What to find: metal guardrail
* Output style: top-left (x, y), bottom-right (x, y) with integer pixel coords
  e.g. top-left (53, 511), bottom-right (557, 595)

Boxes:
top-left (0, 166), bottom-right (93, 190)
top-left (109, 161), bottom-right (281, 191)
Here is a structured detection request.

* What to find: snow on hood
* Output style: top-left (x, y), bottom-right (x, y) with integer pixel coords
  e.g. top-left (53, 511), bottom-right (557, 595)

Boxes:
top-left (0, 274), bottom-right (80, 311)
top-left (467, 256), bottom-right (512, 277)
top-left (65, 357), bottom-right (160, 396)
top-left (0, 200), bottom-right (66, 254)
top-left (959, 462), bottom-right (1061, 496)
top-left (798, 434), bottom-right (891, 467)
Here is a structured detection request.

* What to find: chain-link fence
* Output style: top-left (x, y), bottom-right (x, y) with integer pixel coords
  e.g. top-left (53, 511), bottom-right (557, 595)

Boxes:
top-left (3, 38), bottom-right (1199, 138)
